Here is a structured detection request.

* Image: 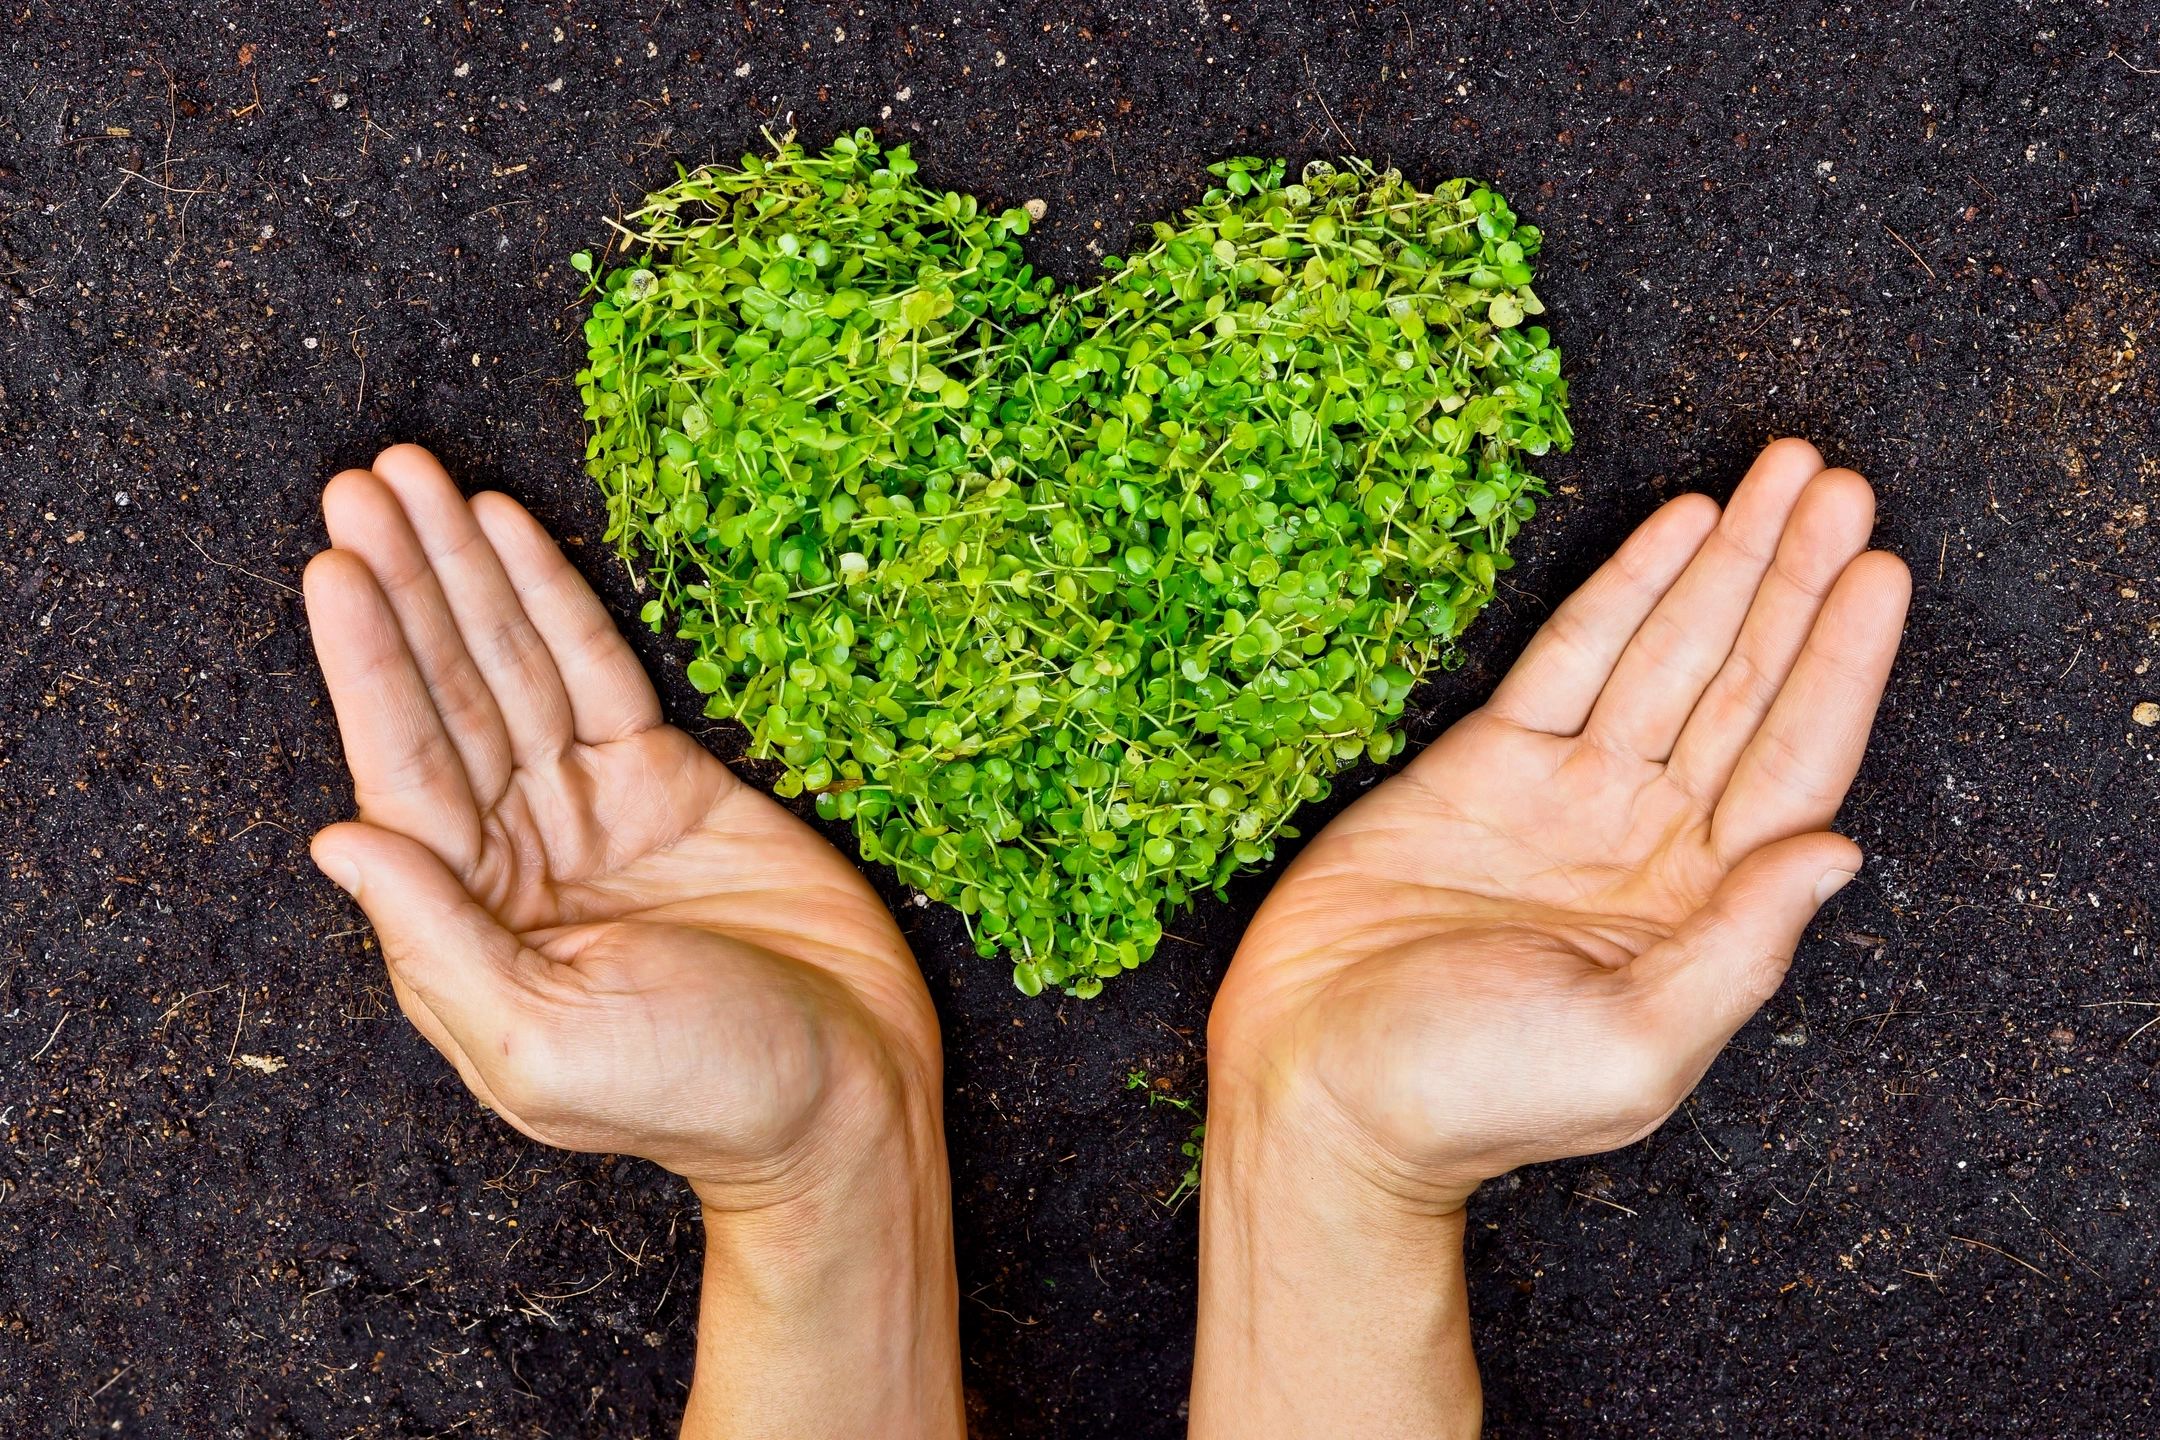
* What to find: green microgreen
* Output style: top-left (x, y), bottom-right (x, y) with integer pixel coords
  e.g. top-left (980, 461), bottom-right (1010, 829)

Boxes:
top-left (1127, 1070), bottom-right (1205, 1208)
top-left (575, 130), bottom-right (1570, 998)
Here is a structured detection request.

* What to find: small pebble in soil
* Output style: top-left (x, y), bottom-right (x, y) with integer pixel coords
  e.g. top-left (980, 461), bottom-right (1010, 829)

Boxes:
top-left (2133, 701), bottom-right (2159, 727)
top-left (1773, 1026), bottom-right (1809, 1047)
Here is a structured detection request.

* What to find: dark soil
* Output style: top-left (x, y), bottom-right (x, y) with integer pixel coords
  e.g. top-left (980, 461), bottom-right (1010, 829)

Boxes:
top-left (4, 2), bottom-right (2157, 1436)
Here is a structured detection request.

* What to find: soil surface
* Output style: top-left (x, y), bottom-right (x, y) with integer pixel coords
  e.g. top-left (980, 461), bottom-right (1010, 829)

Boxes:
top-left (4, 2), bottom-right (2157, 1436)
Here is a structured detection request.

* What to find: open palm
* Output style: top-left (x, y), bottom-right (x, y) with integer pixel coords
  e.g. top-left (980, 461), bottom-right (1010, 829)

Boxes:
top-left (305, 445), bottom-right (939, 1200)
top-left (1212, 439), bottom-right (1911, 1207)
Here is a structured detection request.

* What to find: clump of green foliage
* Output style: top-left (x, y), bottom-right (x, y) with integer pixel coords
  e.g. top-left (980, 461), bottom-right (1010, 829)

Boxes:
top-left (575, 130), bottom-right (1569, 997)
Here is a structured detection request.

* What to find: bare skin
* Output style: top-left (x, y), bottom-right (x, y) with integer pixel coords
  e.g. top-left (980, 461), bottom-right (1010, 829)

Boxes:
top-left (1192, 438), bottom-right (1912, 1438)
top-left (303, 437), bottom-right (1909, 1440)
top-left (303, 445), bottom-right (962, 1440)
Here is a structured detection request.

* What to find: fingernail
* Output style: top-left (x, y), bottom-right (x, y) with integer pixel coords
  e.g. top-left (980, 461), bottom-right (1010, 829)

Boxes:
top-left (1814, 869), bottom-right (1857, 905)
top-left (315, 852), bottom-right (361, 896)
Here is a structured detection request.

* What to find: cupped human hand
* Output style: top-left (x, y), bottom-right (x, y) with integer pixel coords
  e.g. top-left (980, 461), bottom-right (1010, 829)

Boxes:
top-left (1209, 437), bottom-right (1911, 1211)
top-left (303, 444), bottom-right (942, 1207)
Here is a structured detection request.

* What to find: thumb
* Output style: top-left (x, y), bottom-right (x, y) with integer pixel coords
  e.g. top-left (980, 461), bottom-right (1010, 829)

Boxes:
top-left (311, 820), bottom-right (530, 1047)
top-left (1646, 831), bottom-right (1862, 1046)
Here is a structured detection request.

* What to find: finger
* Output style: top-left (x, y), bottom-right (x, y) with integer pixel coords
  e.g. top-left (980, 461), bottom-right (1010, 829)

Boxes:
top-left (369, 444), bottom-right (576, 766)
top-left (1665, 469), bottom-right (1878, 804)
top-left (470, 492), bottom-right (663, 744)
top-left (1640, 831), bottom-right (1862, 1046)
top-left (311, 819), bottom-right (543, 1070)
top-left (323, 469), bottom-right (516, 806)
top-left (304, 550), bottom-right (484, 868)
top-left (1713, 551), bottom-right (1911, 859)
top-left (1483, 493), bottom-right (1721, 735)
top-left (315, 823), bottom-right (533, 1124)
top-left (1584, 438), bottom-right (1828, 759)
top-left (371, 951), bottom-right (517, 1119)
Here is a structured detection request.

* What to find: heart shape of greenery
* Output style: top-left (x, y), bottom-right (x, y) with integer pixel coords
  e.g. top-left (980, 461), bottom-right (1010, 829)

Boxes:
top-left (573, 131), bottom-right (1570, 998)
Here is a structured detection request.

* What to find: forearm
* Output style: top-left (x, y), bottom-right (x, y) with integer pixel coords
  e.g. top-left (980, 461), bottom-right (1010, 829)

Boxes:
top-left (682, 1115), bottom-right (964, 1440)
top-left (1189, 1082), bottom-right (1480, 1440)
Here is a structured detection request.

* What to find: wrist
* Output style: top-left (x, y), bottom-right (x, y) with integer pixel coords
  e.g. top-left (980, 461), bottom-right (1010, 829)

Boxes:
top-left (684, 1076), bottom-right (961, 1440)
top-left (1191, 1052), bottom-right (1481, 1440)
top-left (1207, 1000), bottom-right (1489, 1214)
top-left (692, 1099), bottom-right (948, 1285)
top-left (1199, 1071), bottom-right (1474, 1283)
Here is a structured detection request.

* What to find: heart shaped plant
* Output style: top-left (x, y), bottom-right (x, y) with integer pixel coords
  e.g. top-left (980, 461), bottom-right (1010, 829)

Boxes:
top-left (574, 131), bottom-right (1570, 997)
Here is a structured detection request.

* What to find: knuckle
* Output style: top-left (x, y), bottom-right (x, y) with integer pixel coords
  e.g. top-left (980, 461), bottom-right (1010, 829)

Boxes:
top-left (1734, 944), bottom-right (1795, 1005)
top-left (1753, 728), bottom-right (1838, 809)
top-left (477, 612), bottom-right (547, 676)
top-left (1634, 605), bottom-right (1692, 667)
top-left (1771, 545), bottom-right (1839, 600)
top-left (369, 722), bottom-right (450, 798)
top-left (1549, 606), bottom-right (1599, 656)
top-left (1716, 520), bottom-right (1777, 567)
top-left (1726, 646), bottom-right (1781, 711)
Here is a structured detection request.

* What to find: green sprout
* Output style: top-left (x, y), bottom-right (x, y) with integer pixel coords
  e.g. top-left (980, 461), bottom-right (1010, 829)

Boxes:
top-left (1127, 1069), bottom-right (1205, 1209)
top-left (1167, 1125), bottom-right (1206, 1212)
top-left (575, 131), bottom-right (1570, 998)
